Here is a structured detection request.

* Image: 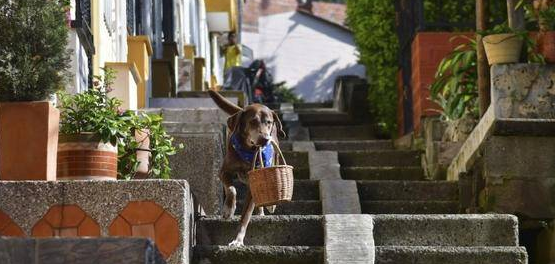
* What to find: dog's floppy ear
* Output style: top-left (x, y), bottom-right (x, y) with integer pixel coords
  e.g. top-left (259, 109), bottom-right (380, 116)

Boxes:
top-left (227, 111), bottom-right (243, 133)
top-left (272, 111), bottom-right (286, 139)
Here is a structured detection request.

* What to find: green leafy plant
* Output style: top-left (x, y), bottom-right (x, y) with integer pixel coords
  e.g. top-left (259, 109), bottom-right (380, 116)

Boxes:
top-left (58, 68), bottom-right (127, 145)
top-left (118, 112), bottom-right (182, 179)
top-left (430, 36), bottom-right (478, 121)
top-left (58, 68), bottom-right (182, 179)
top-left (273, 82), bottom-right (303, 104)
top-left (0, 0), bottom-right (71, 102)
top-left (346, 0), bottom-right (398, 134)
top-left (517, 0), bottom-right (555, 32)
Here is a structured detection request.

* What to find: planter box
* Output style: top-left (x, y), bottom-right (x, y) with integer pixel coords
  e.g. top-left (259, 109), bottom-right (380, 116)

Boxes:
top-left (0, 101), bottom-right (59, 181)
top-left (57, 133), bottom-right (118, 180)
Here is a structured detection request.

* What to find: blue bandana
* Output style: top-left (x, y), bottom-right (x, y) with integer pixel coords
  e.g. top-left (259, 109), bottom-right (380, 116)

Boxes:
top-left (231, 133), bottom-right (274, 168)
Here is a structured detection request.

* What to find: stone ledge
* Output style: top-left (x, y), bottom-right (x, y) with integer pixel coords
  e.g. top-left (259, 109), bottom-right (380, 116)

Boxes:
top-left (0, 180), bottom-right (194, 264)
top-left (0, 237), bottom-right (166, 264)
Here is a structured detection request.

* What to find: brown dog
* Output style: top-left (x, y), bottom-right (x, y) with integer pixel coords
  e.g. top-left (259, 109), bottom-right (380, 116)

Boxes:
top-left (208, 90), bottom-right (285, 246)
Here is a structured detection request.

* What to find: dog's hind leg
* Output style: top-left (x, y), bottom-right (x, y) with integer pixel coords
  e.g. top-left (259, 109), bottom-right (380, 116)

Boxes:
top-left (229, 190), bottom-right (256, 247)
top-left (256, 207), bottom-right (265, 216)
top-left (265, 205), bottom-right (276, 214)
top-left (220, 171), bottom-right (236, 219)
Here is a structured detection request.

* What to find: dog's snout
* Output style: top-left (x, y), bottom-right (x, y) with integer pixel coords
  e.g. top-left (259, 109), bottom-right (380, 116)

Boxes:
top-left (257, 136), bottom-right (270, 145)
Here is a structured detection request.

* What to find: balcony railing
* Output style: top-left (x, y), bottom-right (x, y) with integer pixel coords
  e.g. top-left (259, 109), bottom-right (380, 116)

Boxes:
top-left (71, 0), bottom-right (95, 57)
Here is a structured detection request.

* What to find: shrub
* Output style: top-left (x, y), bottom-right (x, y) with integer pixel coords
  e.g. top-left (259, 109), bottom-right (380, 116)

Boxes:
top-left (0, 0), bottom-right (70, 102)
top-left (346, 0), bottom-right (398, 134)
top-left (273, 82), bottom-right (303, 104)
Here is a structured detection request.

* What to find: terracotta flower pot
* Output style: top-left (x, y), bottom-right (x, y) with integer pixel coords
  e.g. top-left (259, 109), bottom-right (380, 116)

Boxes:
top-left (539, 31), bottom-right (555, 63)
top-left (57, 133), bottom-right (118, 180)
top-left (134, 129), bottom-right (151, 179)
top-left (482, 33), bottom-right (523, 65)
top-left (0, 101), bottom-right (59, 180)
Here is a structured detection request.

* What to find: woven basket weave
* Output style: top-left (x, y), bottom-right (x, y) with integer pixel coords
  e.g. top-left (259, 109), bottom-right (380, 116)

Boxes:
top-left (248, 141), bottom-right (294, 207)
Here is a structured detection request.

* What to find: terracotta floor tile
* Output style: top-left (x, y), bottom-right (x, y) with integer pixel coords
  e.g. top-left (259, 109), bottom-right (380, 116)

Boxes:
top-left (120, 201), bottom-right (164, 225)
top-left (32, 220), bottom-right (53, 237)
top-left (60, 205), bottom-right (86, 227)
top-left (78, 217), bottom-right (101, 237)
top-left (109, 216), bottom-right (132, 236)
top-left (131, 223), bottom-right (156, 239)
top-left (0, 210), bottom-right (11, 231)
top-left (2, 223), bottom-right (25, 237)
top-left (57, 227), bottom-right (78, 237)
top-left (154, 211), bottom-right (180, 259)
top-left (43, 205), bottom-right (63, 227)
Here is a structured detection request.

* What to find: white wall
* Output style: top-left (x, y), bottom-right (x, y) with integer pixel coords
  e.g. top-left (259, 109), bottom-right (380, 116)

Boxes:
top-left (98, 0), bottom-right (127, 66)
top-left (66, 31), bottom-right (89, 94)
top-left (242, 11), bottom-right (365, 102)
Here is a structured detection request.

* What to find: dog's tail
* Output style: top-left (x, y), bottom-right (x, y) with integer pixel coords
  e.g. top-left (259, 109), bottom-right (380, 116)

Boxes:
top-left (208, 90), bottom-right (242, 115)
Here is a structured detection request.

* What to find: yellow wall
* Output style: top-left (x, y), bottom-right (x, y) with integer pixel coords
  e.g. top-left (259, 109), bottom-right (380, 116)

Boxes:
top-left (127, 36), bottom-right (153, 108)
top-left (205, 0), bottom-right (238, 32)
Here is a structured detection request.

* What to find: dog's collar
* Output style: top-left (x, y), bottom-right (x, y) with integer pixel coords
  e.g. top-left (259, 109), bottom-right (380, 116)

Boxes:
top-left (231, 133), bottom-right (274, 168)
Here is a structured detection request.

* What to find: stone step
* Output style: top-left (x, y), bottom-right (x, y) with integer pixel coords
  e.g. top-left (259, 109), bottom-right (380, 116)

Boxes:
top-left (341, 166), bottom-right (424, 181)
top-left (294, 102), bottom-right (333, 109)
top-left (362, 201), bottom-right (459, 214)
top-left (193, 245), bottom-right (323, 264)
top-left (375, 246), bottom-right (527, 264)
top-left (309, 125), bottom-right (377, 140)
top-left (314, 140), bottom-right (393, 151)
top-left (372, 214), bottom-right (519, 246)
top-left (338, 150), bottom-right (421, 167)
top-left (236, 200), bottom-right (322, 215)
top-left (279, 141), bottom-right (293, 151)
top-left (298, 112), bottom-right (359, 126)
top-left (197, 215), bottom-right (323, 246)
top-left (357, 181), bottom-right (458, 201)
top-left (282, 151), bottom-right (309, 179)
top-left (235, 180), bottom-right (319, 201)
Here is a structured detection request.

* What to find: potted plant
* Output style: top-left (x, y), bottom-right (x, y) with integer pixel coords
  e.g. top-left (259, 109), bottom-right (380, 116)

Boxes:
top-left (519, 0), bottom-right (555, 62)
top-left (481, 24), bottom-right (526, 65)
top-left (0, 0), bottom-right (70, 180)
top-left (57, 68), bottom-right (128, 180)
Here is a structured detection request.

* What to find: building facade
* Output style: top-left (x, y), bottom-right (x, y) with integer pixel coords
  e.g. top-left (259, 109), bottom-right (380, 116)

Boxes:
top-left (65, 0), bottom-right (239, 109)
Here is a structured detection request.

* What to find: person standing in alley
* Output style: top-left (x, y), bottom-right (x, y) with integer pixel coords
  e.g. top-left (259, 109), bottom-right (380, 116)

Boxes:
top-left (223, 32), bottom-right (242, 73)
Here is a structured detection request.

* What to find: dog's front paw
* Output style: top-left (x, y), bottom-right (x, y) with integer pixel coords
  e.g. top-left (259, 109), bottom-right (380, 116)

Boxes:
top-left (228, 239), bottom-right (244, 247)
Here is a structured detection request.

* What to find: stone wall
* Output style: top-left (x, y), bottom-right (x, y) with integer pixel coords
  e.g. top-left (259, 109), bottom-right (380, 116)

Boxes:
top-left (448, 63), bottom-right (555, 263)
top-left (153, 108), bottom-right (227, 215)
top-left (0, 237), bottom-right (165, 264)
top-left (0, 180), bottom-right (195, 264)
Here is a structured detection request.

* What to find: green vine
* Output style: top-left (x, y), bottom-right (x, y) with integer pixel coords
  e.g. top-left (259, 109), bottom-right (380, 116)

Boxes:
top-left (346, 0), bottom-right (398, 134)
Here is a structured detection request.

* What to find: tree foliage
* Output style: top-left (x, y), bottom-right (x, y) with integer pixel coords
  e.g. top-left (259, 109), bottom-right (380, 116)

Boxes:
top-left (0, 0), bottom-right (70, 101)
top-left (346, 0), bottom-right (398, 134)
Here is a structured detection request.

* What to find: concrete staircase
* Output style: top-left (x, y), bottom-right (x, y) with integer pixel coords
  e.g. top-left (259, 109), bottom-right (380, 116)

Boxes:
top-left (194, 216), bottom-right (324, 264)
top-left (191, 103), bottom-right (527, 264)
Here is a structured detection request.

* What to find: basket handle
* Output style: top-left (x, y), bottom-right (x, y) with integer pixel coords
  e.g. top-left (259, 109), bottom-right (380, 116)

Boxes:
top-left (251, 148), bottom-right (262, 170)
top-left (250, 140), bottom-right (288, 171)
top-left (271, 140), bottom-right (287, 166)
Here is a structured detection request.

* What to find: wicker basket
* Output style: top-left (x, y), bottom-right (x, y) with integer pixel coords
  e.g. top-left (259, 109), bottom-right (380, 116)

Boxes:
top-left (248, 141), bottom-right (294, 207)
